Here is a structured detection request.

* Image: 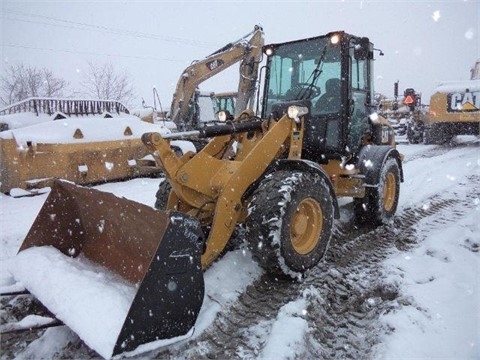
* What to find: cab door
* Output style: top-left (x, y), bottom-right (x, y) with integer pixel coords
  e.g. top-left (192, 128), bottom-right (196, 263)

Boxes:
top-left (347, 37), bottom-right (372, 154)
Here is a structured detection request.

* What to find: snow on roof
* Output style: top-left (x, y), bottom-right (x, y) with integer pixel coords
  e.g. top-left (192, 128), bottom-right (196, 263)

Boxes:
top-left (130, 107), bottom-right (154, 118)
top-left (0, 115), bottom-right (172, 146)
top-left (0, 113), bottom-right (53, 129)
top-left (433, 79), bottom-right (480, 94)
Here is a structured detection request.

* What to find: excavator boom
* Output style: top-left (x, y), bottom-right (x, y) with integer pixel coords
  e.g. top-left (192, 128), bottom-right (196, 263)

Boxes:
top-left (171, 25), bottom-right (264, 129)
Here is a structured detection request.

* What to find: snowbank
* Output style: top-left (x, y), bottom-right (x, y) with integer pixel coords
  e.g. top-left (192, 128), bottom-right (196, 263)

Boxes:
top-left (0, 113), bottom-right (52, 129)
top-left (260, 296), bottom-right (309, 359)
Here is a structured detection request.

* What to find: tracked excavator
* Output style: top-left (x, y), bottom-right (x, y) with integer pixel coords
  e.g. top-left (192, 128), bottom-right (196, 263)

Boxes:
top-left (170, 25), bottom-right (264, 131)
top-left (10, 31), bottom-right (403, 358)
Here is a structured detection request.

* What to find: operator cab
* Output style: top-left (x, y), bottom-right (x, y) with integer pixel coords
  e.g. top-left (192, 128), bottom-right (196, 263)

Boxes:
top-left (261, 31), bottom-right (375, 161)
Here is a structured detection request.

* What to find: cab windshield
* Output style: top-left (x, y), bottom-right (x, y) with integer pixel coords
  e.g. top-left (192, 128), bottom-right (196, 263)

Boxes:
top-left (263, 36), bottom-right (342, 117)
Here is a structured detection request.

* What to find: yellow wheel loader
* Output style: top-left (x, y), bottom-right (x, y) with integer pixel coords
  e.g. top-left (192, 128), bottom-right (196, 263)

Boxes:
top-left (10, 31), bottom-right (403, 358)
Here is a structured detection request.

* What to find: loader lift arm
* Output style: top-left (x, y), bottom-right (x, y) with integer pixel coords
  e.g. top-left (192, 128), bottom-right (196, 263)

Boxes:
top-left (171, 25), bottom-right (264, 130)
top-left (142, 106), bottom-right (338, 269)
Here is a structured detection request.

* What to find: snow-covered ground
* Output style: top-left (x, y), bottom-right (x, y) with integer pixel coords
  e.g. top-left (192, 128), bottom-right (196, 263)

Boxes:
top-left (0, 136), bottom-right (479, 359)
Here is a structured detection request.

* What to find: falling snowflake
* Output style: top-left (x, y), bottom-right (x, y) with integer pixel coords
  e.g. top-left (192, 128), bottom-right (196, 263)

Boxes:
top-left (464, 28), bottom-right (475, 40)
top-left (98, 219), bottom-right (105, 233)
top-left (105, 162), bottom-right (114, 171)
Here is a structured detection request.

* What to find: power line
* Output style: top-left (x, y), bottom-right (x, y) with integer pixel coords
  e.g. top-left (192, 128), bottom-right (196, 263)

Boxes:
top-left (2, 43), bottom-right (187, 63)
top-left (2, 9), bottom-right (220, 48)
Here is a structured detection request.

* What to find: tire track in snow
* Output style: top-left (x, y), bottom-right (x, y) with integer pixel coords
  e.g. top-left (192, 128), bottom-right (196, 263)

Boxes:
top-left (153, 175), bottom-right (479, 359)
top-left (1, 160), bottom-right (478, 360)
top-left (402, 141), bottom-right (479, 163)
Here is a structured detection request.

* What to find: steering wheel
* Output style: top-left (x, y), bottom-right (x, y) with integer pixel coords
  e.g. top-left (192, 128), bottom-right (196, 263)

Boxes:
top-left (285, 83), bottom-right (321, 100)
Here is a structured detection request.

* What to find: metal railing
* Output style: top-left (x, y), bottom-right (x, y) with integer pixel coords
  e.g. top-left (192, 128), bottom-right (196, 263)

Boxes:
top-left (0, 97), bottom-right (130, 117)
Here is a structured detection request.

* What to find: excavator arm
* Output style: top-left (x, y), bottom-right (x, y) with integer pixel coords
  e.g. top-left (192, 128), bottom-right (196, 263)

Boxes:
top-left (171, 25), bottom-right (264, 130)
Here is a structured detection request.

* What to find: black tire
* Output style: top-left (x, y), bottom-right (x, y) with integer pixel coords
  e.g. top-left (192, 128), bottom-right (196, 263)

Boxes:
top-left (154, 179), bottom-right (172, 210)
top-left (424, 125), bottom-right (451, 145)
top-left (423, 127), bottom-right (433, 145)
top-left (407, 120), bottom-right (425, 144)
top-left (190, 139), bottom-right (209, 152)
top-left (354, 157), bottom-right (400, 225)
top-left (171, 146), bottom-right (183, 157)
top-left (423, 127), bottom-right (440, 145)
top-left (407, 124), bottom-right (422, 144)
top-left (246, 170), bottom-right (334, 279)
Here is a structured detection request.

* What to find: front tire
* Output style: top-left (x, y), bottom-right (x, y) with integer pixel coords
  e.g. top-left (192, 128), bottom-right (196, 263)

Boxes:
top-left (246, 170), bottom-right (334, 279)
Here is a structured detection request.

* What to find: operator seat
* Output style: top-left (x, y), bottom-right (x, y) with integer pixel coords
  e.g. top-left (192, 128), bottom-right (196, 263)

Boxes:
top-left (314, 78), bottom-right (341, 114)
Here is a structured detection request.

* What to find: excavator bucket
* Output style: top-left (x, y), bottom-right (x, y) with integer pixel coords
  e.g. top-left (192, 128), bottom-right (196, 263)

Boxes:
top-left (8, 180), bottom-right (205, 359)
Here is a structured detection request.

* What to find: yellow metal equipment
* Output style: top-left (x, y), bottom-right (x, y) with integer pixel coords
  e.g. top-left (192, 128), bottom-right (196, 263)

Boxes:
top-left (170, 25), bottom-right (264, 130)
top-left (424, 81), bottom-right (480, 143)
top-left (11, 30), bottom-right (403, 358)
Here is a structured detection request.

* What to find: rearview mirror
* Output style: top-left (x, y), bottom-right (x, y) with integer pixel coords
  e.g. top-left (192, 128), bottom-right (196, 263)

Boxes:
top-left (354, 37), bottom-right (372, 60)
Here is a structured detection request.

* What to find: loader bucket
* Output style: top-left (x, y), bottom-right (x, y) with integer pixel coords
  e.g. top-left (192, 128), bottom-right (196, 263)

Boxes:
top-left (9, 180), bottom-right (205, 359)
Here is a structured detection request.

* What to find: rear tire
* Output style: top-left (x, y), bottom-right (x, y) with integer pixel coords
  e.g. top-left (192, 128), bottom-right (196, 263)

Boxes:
top-left (154, 179), bottom-right (172, 210)
top-left (246, 170), bottom-right (334, 279)
top-left (354, 157), bottom-right (400, 225)
top-left (423, 127), bottom-right (441, 145)
top-left (171, 146), bottom-right (183, 157)
top-left (424, 124), bottom-right (452, 145)
top-left (407, 124), bottom-right (422, 144)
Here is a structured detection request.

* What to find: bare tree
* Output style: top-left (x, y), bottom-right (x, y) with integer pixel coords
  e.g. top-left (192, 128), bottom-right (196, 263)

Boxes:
top-left (81, 61), bottom-right (136, 105)
top-left (42, 68), bottom-right (68, 97)
top-left (0, 64), bottom-right (68, 106)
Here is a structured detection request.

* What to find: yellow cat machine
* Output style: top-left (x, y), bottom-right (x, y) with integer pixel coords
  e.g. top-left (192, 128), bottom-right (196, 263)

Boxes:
top-left (423, 80), bottom-right (480, 144)
top-left (406, 60), bottom-right (480, 144)
top-left (159, 25), bottom-right (264, 155)
top-left (10, 31), bottom-right (402, 358)
top-left (0, 98), bottom-right (168, 194)
top-left (170, 25), bottom-right (264, 131)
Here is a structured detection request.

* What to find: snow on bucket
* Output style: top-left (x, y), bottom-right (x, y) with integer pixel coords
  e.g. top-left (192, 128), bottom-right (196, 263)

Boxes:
top-left (8, 180), bottom-right (205, 359)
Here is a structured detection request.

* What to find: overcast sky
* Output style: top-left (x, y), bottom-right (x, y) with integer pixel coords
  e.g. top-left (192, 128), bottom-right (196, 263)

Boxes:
top-left (1, 0), bottom-right (479, 109)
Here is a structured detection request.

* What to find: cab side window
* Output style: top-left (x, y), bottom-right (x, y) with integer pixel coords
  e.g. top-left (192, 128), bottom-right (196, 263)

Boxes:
top-left (348, 41), bottom-right (369, 153)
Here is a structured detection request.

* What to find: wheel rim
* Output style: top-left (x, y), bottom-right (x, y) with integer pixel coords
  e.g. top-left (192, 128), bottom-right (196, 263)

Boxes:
top-left (383, 172), bottom-right (397, 212)
top-left (290, 198), bottom-right (323, 255)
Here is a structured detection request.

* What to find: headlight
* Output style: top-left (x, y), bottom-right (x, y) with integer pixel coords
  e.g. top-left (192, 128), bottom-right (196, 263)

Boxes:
top-left (287, 105), bottom-right (308, 123)
top-left (217, 110), bottom-right (227, 122)
top-left (330, 34), bottom-right (340, 45)
top-left (264, 46), bottom-right (275, 56)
